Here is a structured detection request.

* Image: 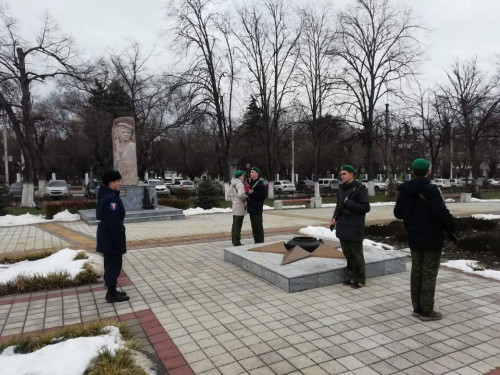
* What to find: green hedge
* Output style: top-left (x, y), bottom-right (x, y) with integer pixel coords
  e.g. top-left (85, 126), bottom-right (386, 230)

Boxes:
top-left (45, 201), bottom-right (96, 220)
top-left (157, 198), bottom-right (190, 210)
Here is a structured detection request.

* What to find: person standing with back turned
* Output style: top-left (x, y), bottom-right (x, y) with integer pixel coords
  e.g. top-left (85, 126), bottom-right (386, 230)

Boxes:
top-left (96, 169), bottom-right (129, 303)
top-left (331, 165), bottom-right (370, 289)
top-left (394, 158), bottom-right (456, 321)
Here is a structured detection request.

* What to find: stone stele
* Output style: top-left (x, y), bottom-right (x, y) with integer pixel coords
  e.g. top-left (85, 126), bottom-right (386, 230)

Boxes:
top-left (112, 117), bottom-right (138, 185)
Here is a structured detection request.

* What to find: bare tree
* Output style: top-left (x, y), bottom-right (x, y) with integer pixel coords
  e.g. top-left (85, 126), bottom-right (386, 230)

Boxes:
top-left (295, 2), bottom-right (339, 180)
top-left (0, 9), bottom-right (88, 206)
top-left (410, 86), bottom-right (453, 177)
top-left (439, 59), bottom-right (500, 178)
top-left (335, 0), bottom-right (424, 178)
top-left (169, 0), bottom-right (236, 181)
top-left (235, 0), bottom-right (300, 178)
top-left (109, 41), bottom-right (191, 177)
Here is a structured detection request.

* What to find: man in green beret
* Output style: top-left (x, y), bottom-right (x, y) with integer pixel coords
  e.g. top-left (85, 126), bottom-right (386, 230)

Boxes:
top-left (394, 158), bottom-right (456, 321)
top-left (229, 170), bottom-right (247, 246)
top-left (247, 167), bottom-right (266, 243)
top-left (332, 164), bottom-right (370, 288)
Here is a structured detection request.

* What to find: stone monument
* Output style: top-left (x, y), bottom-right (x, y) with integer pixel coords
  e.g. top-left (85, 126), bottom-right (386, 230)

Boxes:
top-left (78, 117), bottom-right (185, 225)
top-left (112, 117), bottom-right (138, 186)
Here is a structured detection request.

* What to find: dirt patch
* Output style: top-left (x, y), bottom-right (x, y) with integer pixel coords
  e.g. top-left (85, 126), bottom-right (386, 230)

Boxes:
top-left (365, 218), bottom-right (500, 271)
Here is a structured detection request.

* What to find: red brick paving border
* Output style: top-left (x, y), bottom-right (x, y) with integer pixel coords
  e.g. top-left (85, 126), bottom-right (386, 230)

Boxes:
top-left (0, 270), bottom-right (133, 306)
top-left (0, 307), bottom-right (193, 375)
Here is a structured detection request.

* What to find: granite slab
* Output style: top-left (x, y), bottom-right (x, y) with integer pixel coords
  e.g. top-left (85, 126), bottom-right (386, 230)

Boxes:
top-left (224, 240), bottom-right (407, 292)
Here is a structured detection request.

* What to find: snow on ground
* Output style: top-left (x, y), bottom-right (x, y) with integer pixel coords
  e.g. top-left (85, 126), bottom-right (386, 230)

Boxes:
top-left (183, 205), bottom-right (274, 216)
top-left (441, 260), bottom-right (500, 281)
top-left (298, 226), bottom-right (395, 251)
top-left (0, 249), bottom-right (90, 284)
top-left (0, 210), bottom-right (80, 227)
top-left (471, 214), bottom-right (500, 220)
top-left (472, 198), bottom-right (500, 202)
top-left (0, 326), bottom-right (125, 375)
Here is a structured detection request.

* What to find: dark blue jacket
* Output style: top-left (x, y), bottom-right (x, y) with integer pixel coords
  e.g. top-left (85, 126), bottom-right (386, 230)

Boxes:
top-left (394, 177), bottom-right (455, 250)
top-left (247, 179), bottom-right (266, 215)
top-left (96, 185), bottom-right (126, 255)
top-left (333, 180), bottom-right (370, 242)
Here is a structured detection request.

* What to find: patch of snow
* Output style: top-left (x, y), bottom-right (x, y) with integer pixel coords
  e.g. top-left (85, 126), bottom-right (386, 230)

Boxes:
top-left (0, 210), bottom-right (80, 227)
top-left (441, 259), bottom-right (500, 281)
top-left (183, 204), bottom-right (274, 216)
top-left (0, 249), bottom-right (89, 284)
top-left (183, 207), bottom-right (232, 216)
top-left (0, 326), bottom-right (125, 375)
top-left (471, 198), bottom-right (500, 202)
top-left (444, 198), bottom-right (455, 203)
top-left (471, 214), bottom-right (500, 220)
top-left (52, 210), bottom-right (80, 222)
top-left (298, 226), bottom-right (395, 251)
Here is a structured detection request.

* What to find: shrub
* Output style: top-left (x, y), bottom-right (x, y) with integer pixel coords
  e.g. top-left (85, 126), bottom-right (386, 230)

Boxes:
top-left (45, 200), bottom-right (96, 219)
top-left (195, 179), bottom-right (220, 210)
top-left (455, 217), bottom-right (498, 232)
top-left (157, 197), bottom-right (190, 210)
top-left (458, 234), bottom-right (500, 254)
top-left (0, 184), bottom-right (8, 215)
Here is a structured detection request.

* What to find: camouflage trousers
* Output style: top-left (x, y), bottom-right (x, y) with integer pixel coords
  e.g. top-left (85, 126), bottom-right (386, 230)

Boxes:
top-left (340, 240), bottom-right (365, 284)
top-left (231, 215), bottom-right (244, 246)
top-left (410, 248), bottom-right (442, 314)
top-left (249, 214), bottom-right (264, 244)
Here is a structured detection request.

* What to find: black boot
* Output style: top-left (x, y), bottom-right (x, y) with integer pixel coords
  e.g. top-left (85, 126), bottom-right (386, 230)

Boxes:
top-left (106, 286), bottom-right (130, 303)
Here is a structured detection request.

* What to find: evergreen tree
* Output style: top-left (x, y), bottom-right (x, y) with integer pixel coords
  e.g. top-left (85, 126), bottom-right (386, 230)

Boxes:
top-left (195, 179), bottom-right (220, 210)
top-left (0, 184), bottom-right (8, 216)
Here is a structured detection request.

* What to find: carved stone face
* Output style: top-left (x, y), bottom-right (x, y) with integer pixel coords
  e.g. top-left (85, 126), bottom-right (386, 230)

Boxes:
top-left (118, 126), bottom-right (132, 142)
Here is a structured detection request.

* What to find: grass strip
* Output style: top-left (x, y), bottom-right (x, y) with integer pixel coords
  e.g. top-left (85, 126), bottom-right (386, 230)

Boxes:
top-left (0, 321), bottom-right (147, 375)
top-left (0, 263), bottom-right (99, 296)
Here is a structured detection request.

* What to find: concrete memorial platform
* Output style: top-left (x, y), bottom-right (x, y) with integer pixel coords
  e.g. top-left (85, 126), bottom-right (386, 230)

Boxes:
top-left (224, 239), bottom-right (407, 292)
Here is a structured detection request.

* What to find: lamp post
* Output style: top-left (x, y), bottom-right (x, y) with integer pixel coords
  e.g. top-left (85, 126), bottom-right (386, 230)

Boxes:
top-left (291, 123), bottom-right (295, 183)
top-left (2, 114), bottom-right (8, 186)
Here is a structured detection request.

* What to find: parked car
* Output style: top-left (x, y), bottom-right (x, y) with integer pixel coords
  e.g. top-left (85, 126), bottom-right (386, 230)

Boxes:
top-left (431, 178), bottom-right (451, 188)
top-left (318, 178), bottom-right (340, 192)
top-left (212, 180), bottom-right (224, 196)
top-left (84, 180), bottom-right (100, 198)
top-left (45, 180), bottom-right (69, 198)
top-left (170, 180), bottom-right (197, 195)
top-left (8, 182), bottom-right (23, 197)
top-left (273, 180), bottom-right (296, 194)
top-left (484, 178), bottom-right (500, 186)
top-left (146, 179), bottom-right (170, 194)
top-left (361, 179), bottom-right (387, 191)
top-left (165, 177), bottom-right (183, 187)
top-left (449, 178), bottom-right (464, 187)
top-left (295, 179), bottom-right (314, 192)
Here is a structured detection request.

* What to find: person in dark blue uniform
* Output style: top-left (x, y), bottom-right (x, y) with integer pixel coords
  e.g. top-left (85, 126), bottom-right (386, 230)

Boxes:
top-left (96, 169), bottom-right (129, 303)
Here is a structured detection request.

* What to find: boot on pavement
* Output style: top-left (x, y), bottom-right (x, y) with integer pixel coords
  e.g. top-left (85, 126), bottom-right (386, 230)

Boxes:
top-left (106, 286), bottom-right (130, 303)
top-left (419, 310), bottom-right (442, 321)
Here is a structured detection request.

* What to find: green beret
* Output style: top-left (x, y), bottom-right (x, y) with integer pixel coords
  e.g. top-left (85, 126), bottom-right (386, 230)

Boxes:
top-left (340, 165), bottom-right (356, 174)
top-left (234, 170), bottom-right (244, 178)
top-left (411, 158), bottom-right (430, 172)
top-left (251, 166), bottom-right (261, 175)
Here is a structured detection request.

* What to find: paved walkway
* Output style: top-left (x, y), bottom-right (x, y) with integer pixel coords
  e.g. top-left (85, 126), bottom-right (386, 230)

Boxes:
top-left (1, 202), bottom-right (500, 374)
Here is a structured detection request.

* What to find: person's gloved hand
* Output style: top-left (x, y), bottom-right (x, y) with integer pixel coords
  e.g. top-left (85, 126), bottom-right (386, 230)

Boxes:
top-left (330, 224), bottom-right (335, 231)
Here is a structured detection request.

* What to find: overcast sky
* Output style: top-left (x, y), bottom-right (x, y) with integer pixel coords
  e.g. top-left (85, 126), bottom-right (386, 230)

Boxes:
top-left (7, 0), bottom-right (500, 88)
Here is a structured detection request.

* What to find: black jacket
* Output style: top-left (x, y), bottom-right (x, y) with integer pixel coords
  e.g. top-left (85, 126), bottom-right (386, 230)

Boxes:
top-left (247, 179), bottom-right (266, 215)
top-left (333, 180), bottom-right (370, 242)
top-left (394, 177), bottom-right (455, 250)
top-left (96, 185), bottom-right (126, 255)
